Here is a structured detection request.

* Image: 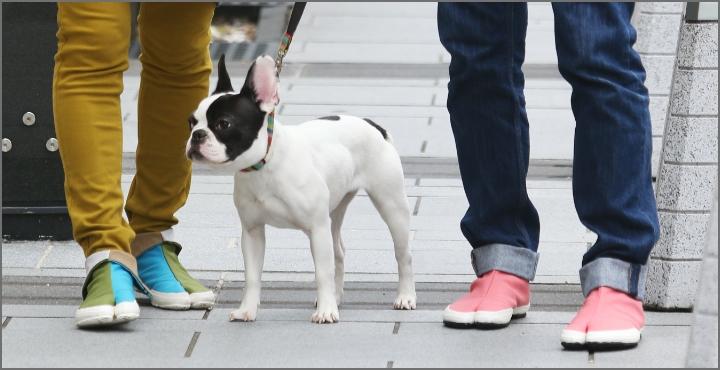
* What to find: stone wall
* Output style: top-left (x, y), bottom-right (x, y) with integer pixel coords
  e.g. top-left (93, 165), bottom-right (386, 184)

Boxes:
top-left (645, 9), bottom-right (719, 309)
top-left (632, 2), bottom-right (684, 177)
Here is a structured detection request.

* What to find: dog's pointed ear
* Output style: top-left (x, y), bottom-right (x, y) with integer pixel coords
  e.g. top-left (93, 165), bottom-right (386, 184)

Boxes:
top-left (241, 55), bottom-right (278, 113)
top-left (213, 54), bottom-right (234, 94)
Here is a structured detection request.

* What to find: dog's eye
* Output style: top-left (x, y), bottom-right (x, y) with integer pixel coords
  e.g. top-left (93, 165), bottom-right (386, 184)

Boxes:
top-left (188, 116), bottom-right (198, 129)
top-left (216, 120), bottom-right (231, 130)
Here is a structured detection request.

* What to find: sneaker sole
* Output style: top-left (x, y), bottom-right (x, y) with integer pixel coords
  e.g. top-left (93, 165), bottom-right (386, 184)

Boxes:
top-left (190, 291), bottom-right (216, 310)
top-left (148, 290), bottom-right (191, 310)
top-left (443, 305), bottom-right (529, 329)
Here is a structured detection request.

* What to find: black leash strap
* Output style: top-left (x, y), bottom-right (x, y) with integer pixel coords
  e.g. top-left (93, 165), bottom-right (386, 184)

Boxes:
top-left (275, 2), bottom-right (306, 75)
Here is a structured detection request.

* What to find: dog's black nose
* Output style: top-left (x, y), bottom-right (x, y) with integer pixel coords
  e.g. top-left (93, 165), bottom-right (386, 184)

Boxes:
top-left (191, 130), bottom-right (208, 143)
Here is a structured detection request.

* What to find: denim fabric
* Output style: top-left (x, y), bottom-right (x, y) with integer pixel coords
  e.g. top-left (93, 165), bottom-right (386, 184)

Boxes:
top-left (580, 257), bottom-right (648, 299)
top-left (438, 3), bottom-right (660, 297)
top-left (471, 244), bottom-right (539, 281)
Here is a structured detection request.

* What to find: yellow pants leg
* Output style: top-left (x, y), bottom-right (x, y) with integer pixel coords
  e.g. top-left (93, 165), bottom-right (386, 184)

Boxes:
top-left (53, 2), bottom-right (133, 257)
top-left (126, 3), bottom-right (215, 255)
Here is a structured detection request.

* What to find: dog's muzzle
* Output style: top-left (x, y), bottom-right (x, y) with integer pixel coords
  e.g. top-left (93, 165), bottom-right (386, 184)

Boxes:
top-left (187, 130), bottom-right (209, 160)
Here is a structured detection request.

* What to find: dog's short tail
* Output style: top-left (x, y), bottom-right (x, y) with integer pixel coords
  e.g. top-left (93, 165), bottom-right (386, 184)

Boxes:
top-left (363, 118), bottom-right (392, 143)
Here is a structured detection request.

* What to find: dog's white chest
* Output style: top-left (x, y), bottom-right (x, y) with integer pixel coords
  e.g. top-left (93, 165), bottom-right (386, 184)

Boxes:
top-left (233, 174), bottom-right (314, 230)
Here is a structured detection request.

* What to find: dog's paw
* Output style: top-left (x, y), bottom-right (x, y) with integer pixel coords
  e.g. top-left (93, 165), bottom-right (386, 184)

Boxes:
top-left (311, 304), bottom-right (339, 324)
top-left (393, 294), bottom-right (417, 310)
top-left (229, 307), bottom-right (257, 322)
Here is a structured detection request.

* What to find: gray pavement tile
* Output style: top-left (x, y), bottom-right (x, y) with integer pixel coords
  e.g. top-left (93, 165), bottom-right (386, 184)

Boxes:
top-left (287, 77), bottom-right (437, 87)
top-left (391, 323), bottom-right (590, 368)
top-left (418, 178), bottom-right (464, 187)
top-left (644, 312), bottom-right (694, 326)
top-left (175, 242), bottom-right (244, 272)
top-left (1, 304), bottom-right (206, 320)
top-left (1, 241), bottom-right (49, 269)
top-left (593, 326), bottom-right (691, 368)
top-left (302, 2), bottom-right (438, 17)
top-left (404, 185), bottom-right (467, 197)
top-left (284, 85), bottom-right (434, 106)
top-left (253, 248), bottom-right (476, 276)
top-left (298, 17), bottom-right (441, 43)
top-left (287, 42), bottom-right (447, 64)
top-left (536, 243), bottom-right (586, 277)
top-left (2, 304), bottom-right (76, 318)
top-left (187, 320), bottom-right (394, 367)
top-left (281, 103), bottom-right (450, 118)
top-left (1, 267), bottom-right (87, 278)
top-left (39, 242), bottom-right (85, 269)
top-left (0, 305), bottom-right (691, 368)
top-left (1, 317), bottom-right (196, 368)
top-left (212, 281), bottom-right (581, 313)
top-left (187, 181), bottom-right (234, 195)
top-left (410, 240), bottom-right (468, 250)
top-left (207, 308), bottom-right (441, 323)
top-left (527, 179), bottom-right (573, 189)
top-left (412, 228), bottom-right (465, 241)
top-left (412, 189), bottom-right (592, 245)
top-left (533, 275), bottom-right (581, 284)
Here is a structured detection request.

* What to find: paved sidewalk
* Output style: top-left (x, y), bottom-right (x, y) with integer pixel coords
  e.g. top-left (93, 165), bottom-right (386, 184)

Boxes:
top-left (1, 305), bottom-right (692, 368)
top-left (1, 2), bottom-right (691, 368)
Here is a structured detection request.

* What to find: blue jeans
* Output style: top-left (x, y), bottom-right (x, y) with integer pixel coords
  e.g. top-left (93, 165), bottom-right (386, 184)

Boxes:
top-left (437, 2), bottom-right (660, 299)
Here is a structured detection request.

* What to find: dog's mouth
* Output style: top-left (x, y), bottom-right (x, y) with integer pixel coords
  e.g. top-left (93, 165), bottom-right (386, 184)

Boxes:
top-left (186, 147), bottom-right (204, 161)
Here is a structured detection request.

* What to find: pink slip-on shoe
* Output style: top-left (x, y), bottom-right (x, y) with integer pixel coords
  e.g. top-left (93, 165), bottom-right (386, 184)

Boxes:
top-left (443, 270), bottom-right (530, 329)
top-left (561, 286), bottom-right (644, 350)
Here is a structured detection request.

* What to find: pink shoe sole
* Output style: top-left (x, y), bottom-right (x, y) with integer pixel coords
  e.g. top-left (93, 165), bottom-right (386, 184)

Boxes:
top-left (443, 304), bottom-right (530, 329)
top-left (562, 328), bottom-right (643, 351)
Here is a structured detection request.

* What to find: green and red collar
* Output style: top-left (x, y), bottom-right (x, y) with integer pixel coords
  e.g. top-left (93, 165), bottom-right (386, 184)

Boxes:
top-left (240, 111), bottom-right (275, 173)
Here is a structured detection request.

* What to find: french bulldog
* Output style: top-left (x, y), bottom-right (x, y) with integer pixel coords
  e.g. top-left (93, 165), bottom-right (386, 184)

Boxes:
top-left (186, 55), bottom-right (416, 323)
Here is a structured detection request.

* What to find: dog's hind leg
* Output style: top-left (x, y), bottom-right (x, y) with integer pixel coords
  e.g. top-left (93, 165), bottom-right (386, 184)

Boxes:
top-left (365, 162), bottom-right (417, 310)
top-left (330, 191), bottom-right (357, 305)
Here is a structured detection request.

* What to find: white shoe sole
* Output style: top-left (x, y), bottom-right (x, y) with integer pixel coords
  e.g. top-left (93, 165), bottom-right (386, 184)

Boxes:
top-left (75, 301), bottom-right (140, 328)
top-left (443, 305), bottom-right (529, 328)
top-left (148, 290), bottom-right (191, 310)
top-left (190, 290), bottom-right (216, 309)
top-left (561, 328), bottom-right (642, 350)
top-left (560, 329), bottom-right (587, 349)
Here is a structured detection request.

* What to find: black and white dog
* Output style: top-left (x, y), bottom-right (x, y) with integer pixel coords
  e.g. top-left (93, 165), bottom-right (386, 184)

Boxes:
top-left (186, 55), bottom-right (416, 323)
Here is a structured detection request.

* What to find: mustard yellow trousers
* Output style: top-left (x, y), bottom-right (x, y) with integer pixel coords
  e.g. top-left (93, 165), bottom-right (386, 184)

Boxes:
top-left (53, 2), bottom-right (215, 258)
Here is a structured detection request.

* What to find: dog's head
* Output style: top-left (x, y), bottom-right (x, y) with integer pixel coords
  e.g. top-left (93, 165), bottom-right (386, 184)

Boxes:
top-left (186, 55), bottom-right (279, 168)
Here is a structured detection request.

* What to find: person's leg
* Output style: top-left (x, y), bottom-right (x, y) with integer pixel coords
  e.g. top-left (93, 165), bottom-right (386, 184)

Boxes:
top-left (127, 2), bottom-right (216, 310)
top-left (551, 2), bottom-right (660, 349)
top-left (438, 2), bottom-right (537, 328)
top-left (53, 2), bottom-right (146, 327)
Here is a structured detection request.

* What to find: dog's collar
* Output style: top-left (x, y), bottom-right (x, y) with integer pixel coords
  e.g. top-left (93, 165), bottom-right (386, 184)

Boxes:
top-left (240, 111), bottom-right (275, 173)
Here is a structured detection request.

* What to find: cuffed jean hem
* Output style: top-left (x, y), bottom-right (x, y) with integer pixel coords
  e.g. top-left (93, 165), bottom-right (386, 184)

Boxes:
top-left (579, 257), bottom-right (647, 300)
top-left (470, 243), bottom-right (539, 281)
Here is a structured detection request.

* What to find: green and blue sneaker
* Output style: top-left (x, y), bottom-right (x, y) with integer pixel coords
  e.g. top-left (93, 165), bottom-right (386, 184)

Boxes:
top-left (137, 242), bottom-right (215, 310)
top-left (75, 250), bottom-right (146, 328)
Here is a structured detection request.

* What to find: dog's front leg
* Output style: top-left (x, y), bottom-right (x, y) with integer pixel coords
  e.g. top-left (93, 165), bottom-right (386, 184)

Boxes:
top-left (230, 225), bottom-right (266, 322)
top-left (309, 220), bottom-right (340, 323)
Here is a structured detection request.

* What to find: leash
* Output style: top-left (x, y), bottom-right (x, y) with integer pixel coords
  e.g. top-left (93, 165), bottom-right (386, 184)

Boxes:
top-left (275, 2), bottom-right (306, 76)
top-left (240, 2), bottom-right (305, 173)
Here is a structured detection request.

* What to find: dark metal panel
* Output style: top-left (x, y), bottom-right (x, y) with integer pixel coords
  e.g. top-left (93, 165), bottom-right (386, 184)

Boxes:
top-left (2, 3), bottom-right (71, 240)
